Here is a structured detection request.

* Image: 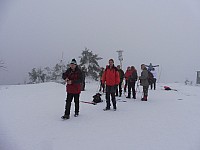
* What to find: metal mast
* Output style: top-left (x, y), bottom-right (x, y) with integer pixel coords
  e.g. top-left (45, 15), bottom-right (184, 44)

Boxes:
top-left (116, 50), bottom-right (123, 68)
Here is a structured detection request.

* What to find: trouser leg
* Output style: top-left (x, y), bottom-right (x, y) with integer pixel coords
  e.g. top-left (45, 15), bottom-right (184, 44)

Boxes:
top-left (74, 94), bottom-right (80, 115)
top-left (64, 93), bottom-right (73, 116)
top-left (154, 79), bottom-right (156, 90)
top-left (127, 83), bottom-right (131, 98)
top-left (106, 86), bottom-right (111, 108)
top-left (115, 85), bottom-right (118, 96)
top-left (111, 92), bottom-right (116, 109)
top-left (119, 82), bottom-right (122, 96)
top-left (150, 83), bottom-right (153, 89)
top-left (102, 83), bottom-right (105, 93)
top-left (132, 83), bottom-right (136, 98)
top-left (124, 80), bottom-right (127, 92)
top-left (142, 86), bottom-right (148, 101)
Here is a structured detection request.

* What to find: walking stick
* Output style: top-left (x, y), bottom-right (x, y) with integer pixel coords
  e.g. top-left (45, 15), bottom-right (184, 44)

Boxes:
top-left (136, 80), bottom-right (141, 93)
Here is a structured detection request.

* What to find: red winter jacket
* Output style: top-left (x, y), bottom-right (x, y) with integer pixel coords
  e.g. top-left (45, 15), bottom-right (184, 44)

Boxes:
top-left (125, 70), bottom-right (132, 80)
top-left (62, 67), bottom-right (83, 94)
top-left (102, 66), bottom-right (120, 86)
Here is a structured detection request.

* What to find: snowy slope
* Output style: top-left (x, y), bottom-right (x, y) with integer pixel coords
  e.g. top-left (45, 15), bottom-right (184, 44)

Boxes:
top-left (0, 82), bottom-right (200, 150)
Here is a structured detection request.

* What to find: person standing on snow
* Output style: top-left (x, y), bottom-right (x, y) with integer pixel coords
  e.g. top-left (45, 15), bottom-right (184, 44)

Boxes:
top-left (139, 64), bottom-right (149, 101)
top-left (81, 67), bottom-right (86, 91)
top-left (124, 66), bottom-right (132, 93)
top-left (99, 67), bottom-right (105, 93)
top-left (61, 59), bottom-right (83, 119)
top-left (145, 63), bottom-right (159, 71)
top-left (126, 66), bottom-right (138, 99)
top-left (101, 59), bottom-right (120, 111)
top-left (150, 68), bottom-right (157, 90)
top-left (116, 65), bottom-right (124, 97)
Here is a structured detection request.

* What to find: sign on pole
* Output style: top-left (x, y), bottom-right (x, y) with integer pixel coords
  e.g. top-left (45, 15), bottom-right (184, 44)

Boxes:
top-left (116, 50), bottom-right (123, 68)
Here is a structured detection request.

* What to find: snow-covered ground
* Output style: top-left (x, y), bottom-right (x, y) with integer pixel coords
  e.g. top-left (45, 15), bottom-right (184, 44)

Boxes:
top-left (0, 81), bottom-right (200, 150)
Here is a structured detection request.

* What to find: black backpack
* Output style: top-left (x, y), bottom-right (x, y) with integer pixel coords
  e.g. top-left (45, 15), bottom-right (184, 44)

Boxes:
top-left (92, 93), bottom-right (103, 103)
top-left (148, 71), bottom-right (154, 83)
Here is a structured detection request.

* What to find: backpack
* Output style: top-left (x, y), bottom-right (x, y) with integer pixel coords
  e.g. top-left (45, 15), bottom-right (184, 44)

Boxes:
top-left (92, 93), bottom-right (103, 103)
top-left (128, 71), bottom-right (138, 82)
top-left (148, 71), bottom-right (154, 83)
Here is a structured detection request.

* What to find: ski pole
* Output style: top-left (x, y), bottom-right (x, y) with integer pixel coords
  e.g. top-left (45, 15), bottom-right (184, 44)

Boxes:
top-left (136, 80), bottom-right (140, 93)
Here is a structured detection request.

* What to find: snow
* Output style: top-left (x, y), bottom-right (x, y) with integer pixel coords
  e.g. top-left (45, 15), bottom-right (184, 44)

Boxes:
top-left (0, 81), bottom-right (200, 150)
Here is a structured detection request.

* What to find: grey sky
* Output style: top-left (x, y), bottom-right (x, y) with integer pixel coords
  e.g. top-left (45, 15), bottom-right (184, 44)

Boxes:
top-left (0, 0), bottom-right (200, 84)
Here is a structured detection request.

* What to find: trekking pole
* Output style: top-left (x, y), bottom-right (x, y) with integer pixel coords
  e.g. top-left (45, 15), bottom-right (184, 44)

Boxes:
top-left (136, 80), bottom-right (140, 93)
top-left (135, 80), bottom-right (140, 100)
top-left (157, 65), bottom-right (162, 83)
top-left (96, 82), bottom-right (100, 92)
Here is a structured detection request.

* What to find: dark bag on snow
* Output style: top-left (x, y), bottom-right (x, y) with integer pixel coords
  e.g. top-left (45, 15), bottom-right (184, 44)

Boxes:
top-left (92, 93), bottom-right (103, 103)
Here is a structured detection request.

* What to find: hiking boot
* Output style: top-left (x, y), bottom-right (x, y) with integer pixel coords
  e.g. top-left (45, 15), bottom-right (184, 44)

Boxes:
top-left (141, 96), bottom-right (147, 101)
top-left (74, 112), bottom-right (79, 117)
top-left (61, 115), bottom-right (70, 119)
top-left (103, 107), bottom-right (110, 111)
top-left (74, 114), bottom-right (79, 117)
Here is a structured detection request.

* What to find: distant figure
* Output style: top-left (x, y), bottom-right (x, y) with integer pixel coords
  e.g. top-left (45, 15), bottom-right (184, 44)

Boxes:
top-left (139, 64), bottom-right (149, 101)
top-left (116, 65), bottom-right (124, 97)
top-left (126, 66), bottom-right (138, 99)
top-left (81, 67), bottom-right (86, 91)
top-left (145, 63), bottom-right (159, 71)
top-left (102, 59), bottom-right (120, 111)
top-left (124, 66), bottom-right (132, 93)
top-left (150, 68), bottom-right (157, 90)
top-left (99, 67), bottom-right (105, 93)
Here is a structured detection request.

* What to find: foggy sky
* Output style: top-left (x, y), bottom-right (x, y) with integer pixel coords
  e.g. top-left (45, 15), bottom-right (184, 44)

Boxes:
top-left (0, 0), bottom-right (200, 85)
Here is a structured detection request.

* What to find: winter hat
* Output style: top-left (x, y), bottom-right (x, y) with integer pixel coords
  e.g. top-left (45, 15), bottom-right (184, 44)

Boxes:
top-left (70, 58), bottom-right (77, 65)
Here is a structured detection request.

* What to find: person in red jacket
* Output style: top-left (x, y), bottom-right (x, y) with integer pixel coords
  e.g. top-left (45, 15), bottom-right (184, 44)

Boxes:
top-left (124, 66), bottom-right (132, 92)
top-left (102, 59), bottom-right (120, 111)
top-left (61, 59), bottom-right (83, 119)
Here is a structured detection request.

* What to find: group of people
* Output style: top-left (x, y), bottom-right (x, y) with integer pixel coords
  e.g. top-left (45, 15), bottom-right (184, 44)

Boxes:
top-left (99, 63), bottom-right (158, 98)
top-left (61, 58), bottom-right (158, 120)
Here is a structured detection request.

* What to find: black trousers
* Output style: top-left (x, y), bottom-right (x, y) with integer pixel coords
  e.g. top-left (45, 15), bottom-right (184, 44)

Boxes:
top-left (150, 78), bottom-right (156, 90)
top-left (64, 93), bottom-right (80, 116)
top-left (116, 82), bottom-right (122, 96)
top-left (127, 81), bottom-right (136, 98)
top-left (124, 80), bottom-right (128, 92)
top-left (105, 85), bottom-right (116, 109)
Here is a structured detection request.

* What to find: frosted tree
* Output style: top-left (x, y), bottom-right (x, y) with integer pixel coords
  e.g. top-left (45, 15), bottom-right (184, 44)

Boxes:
top-left (28, 68), bottom-right (46, 83)
top-left (79, 48), bottom-right (102, 80)
top-left (28, 68), bottom-right (38, 83)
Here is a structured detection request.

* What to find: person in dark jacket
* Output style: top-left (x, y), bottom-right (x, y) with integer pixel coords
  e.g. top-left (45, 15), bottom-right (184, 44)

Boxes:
top-left (124, 66), bottom-right (132, 92)
top-left (61, 59), bottom-right (83, 119)
top-left (81, 67), bottom-right (86, 91)
top-left (99, 67), bottom-right (105, 93)
top-left (149, 68), bottom-right (157, 90)
top-left (139, 64), bottom-right (149, 101)
top-left (101, 59), bottom-right (120, 111)
top-left (116, 65), bottom-right (124, 97)
top-left (145, 63), bottom-right (159, 71)
top-left (126, 66), bottom-right (138, 99)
